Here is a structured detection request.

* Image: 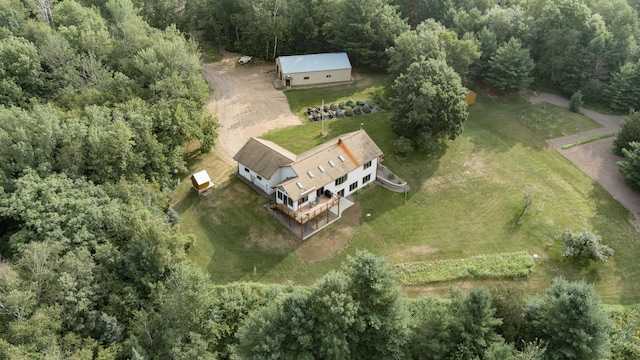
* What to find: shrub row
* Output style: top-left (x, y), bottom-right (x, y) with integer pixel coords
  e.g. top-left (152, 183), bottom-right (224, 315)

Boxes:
top-left (394, 251), bottom-right (535, 285)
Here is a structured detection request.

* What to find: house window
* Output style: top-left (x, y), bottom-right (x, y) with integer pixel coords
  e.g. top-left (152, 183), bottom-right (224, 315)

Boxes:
top-left (335, 174), bottom-right (347, 186)
top-left (304, 76), bottom-right (310, 80)
top-left (257, 175), bottom-right (262, 181)
top-left (288, 197), bottom-right (293, 207)
top-left (363, 160), bottom-right (372, 169)
top-left (363, 174), bottom-right (371, 184)
top-left (300, 195), bottom-right (308, 204)
top-left (244, 167), bottom-right (250, 173)
top-left (349, 182), bottom-right (358, 192)
top-left (337, 189), bottom-right (345, 197)
top-left (316, 187), bottom-right (324, 197)
top-left (277, 191), bottom-right (283, 200)
top-left (326, 74), bottom-right (332, 78)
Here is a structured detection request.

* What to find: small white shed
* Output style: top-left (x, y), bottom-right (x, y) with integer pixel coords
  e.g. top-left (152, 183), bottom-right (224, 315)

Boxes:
top-left (276, 52), bottom-right (352, 87)
top-left (191, 170), bottom-right (214, 194)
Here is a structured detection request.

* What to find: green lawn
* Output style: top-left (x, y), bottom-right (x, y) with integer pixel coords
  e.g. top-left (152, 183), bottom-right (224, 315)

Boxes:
top-left (179, 80), bottom-right (640, 304)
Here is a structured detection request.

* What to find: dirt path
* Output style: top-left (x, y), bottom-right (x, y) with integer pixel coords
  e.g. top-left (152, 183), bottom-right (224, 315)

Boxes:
top-left (529, 93), bottom-right (640, 219)
top-left (201, 51), bottom-right (302, 164)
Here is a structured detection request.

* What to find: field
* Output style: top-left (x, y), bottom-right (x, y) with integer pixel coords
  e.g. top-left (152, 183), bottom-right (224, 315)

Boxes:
top-left (174, 77), bottom-right (640, 304)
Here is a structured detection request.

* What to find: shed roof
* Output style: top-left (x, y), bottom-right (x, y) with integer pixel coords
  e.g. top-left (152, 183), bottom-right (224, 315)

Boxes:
top-left (279, 130), bottom-right (383, 201)
top-left (233, 138), bottom-right (297, 179)
top-left (191, 170), bottom-right (211, 186)
top-left (277, 52), bottom-right (352, 74)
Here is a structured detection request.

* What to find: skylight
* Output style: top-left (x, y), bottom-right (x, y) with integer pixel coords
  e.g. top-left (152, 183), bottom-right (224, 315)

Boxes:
top-left (338, 155), bottom-right (346, 162)
top-left (307, 170), bottom-right (314, 178)
top-left (328, 160), bottom-right (335, 167)
top-left (318, 165), bottom-right (325, 173)
top-left (296, 181), bottom-right (304, 189)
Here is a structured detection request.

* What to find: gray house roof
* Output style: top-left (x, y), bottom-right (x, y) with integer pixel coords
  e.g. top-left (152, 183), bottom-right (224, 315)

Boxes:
top-left (278, 53), bottom-right (352, 74)
top-left (233, 138), bottom-right (296, 179)
top-left (235, 130), bottom-right (383, 201)
top-left (279, 130), bottom-right (382, 200)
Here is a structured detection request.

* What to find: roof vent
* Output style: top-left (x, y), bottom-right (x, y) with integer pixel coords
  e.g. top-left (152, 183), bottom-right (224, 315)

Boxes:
top-left (296, 181), bottom-right (304, 189)
top-left (307, 170), bottom-right (314, 178)
top-left (338, 155), bottom-right (346, 162)
top-left (328, 160), bottom-right (335, 167)
top-left (318, 165), bottom-right (325, 173)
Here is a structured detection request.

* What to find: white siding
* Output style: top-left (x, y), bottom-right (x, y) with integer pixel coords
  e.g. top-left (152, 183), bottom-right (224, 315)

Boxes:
top-left (280, 157), bottom-right (378, 202)
top-left (238, 163), bottom-right (278, 195)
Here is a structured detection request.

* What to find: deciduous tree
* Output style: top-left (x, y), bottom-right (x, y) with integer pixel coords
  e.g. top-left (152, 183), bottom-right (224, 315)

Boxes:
top-left (525, 277), bottom-right (612, 360)
top-left (391, 58), bottom-right (468, 148)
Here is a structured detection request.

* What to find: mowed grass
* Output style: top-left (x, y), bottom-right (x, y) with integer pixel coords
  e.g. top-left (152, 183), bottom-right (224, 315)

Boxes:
top-left (178, 78), bottom-right (640, 304)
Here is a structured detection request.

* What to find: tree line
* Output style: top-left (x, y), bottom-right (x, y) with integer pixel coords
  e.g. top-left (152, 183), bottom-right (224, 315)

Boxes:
top-left (2, 0), bottom-right (640, 358)
top-left (147, 0), bottom-right (640, 112)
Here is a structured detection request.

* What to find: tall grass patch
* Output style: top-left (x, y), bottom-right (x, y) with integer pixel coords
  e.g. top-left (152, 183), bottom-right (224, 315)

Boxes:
top-left (395, 252), bottom-right (535, 285)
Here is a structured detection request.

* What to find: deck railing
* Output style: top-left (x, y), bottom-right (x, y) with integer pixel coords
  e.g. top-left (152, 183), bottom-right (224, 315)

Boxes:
top-left (271, 196), bottom-right (340, 224)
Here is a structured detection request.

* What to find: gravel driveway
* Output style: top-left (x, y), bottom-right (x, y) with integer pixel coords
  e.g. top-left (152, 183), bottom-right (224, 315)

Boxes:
top-left (529, 93), bottom-right (640, 219)
top-left (201, 51), bottom-right (301, 163)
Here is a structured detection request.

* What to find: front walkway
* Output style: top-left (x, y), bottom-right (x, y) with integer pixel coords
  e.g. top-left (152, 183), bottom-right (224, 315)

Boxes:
top-left (529, 93), bottom-right (640, 218)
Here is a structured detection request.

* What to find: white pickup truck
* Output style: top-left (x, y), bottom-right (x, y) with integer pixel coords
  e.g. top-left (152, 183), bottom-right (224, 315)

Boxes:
top-left (238, 55), bottom-right (252, 65)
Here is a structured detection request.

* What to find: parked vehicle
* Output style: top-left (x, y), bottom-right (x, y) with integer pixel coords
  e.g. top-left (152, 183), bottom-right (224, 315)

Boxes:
top-left (238, 55), bottom-right (252, 65)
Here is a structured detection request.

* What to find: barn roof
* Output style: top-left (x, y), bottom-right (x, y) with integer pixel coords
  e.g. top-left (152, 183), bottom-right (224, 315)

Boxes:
top-left (277, 53), bottom-right (352, 74)
top-left (233, 138), bottom-right (297, 179)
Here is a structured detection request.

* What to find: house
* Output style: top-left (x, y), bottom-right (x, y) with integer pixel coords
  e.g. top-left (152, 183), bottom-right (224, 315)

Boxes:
top-left (191, 170), bottom-right (214, 194)
top-left (276, 52), bottom-right (352, 87)
top-left (233, 130), bottom-right (383, 238)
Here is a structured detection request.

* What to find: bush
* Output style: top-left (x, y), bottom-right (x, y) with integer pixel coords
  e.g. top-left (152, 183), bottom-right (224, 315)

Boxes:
top-left (356, 100), bottom-right (366, 106)
top-left (392, 136), bottom-right (414, 157)
top-left (166, 207), bottom-right (180, 226)
top-left (346, 98), bottom-right (357, 107)
top-left (338, 102), bottom-right (345, 109)
top-left (372, 89), bottom-right (391, 110)
top-left (363, 104), bottom-right (371, 113)
top-left (570, 90), bottom-right (583, 113)
top-left (344, 106), bottom-right (353, 116)
top-left (613, 111), bottom-right (640, 155)
top-left (558, 228), bottom-right (613, 263)
top-left (353, 105), bottom-right (362, 114)
top-left (330, 103), bottom-right (337, 111)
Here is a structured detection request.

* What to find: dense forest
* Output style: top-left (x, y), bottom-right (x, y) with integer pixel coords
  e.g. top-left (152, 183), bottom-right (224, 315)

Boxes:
top-left (2, 0), bottom-right (640, 358)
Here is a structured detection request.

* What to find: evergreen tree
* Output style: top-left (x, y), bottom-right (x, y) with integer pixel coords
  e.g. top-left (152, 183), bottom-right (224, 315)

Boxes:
top-left (618, 141), bottom-right (640, 191)
top-left (485, 38), bottom-right (535, 93)
top-left (613, 111), bottom-right (640, 156)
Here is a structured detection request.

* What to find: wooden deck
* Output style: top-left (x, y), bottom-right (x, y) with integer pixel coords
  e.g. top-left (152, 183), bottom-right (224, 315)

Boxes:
top-left (268, 196), bottom-right (354, 240)
top-left (271, 195), bottom-right (340, 224)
